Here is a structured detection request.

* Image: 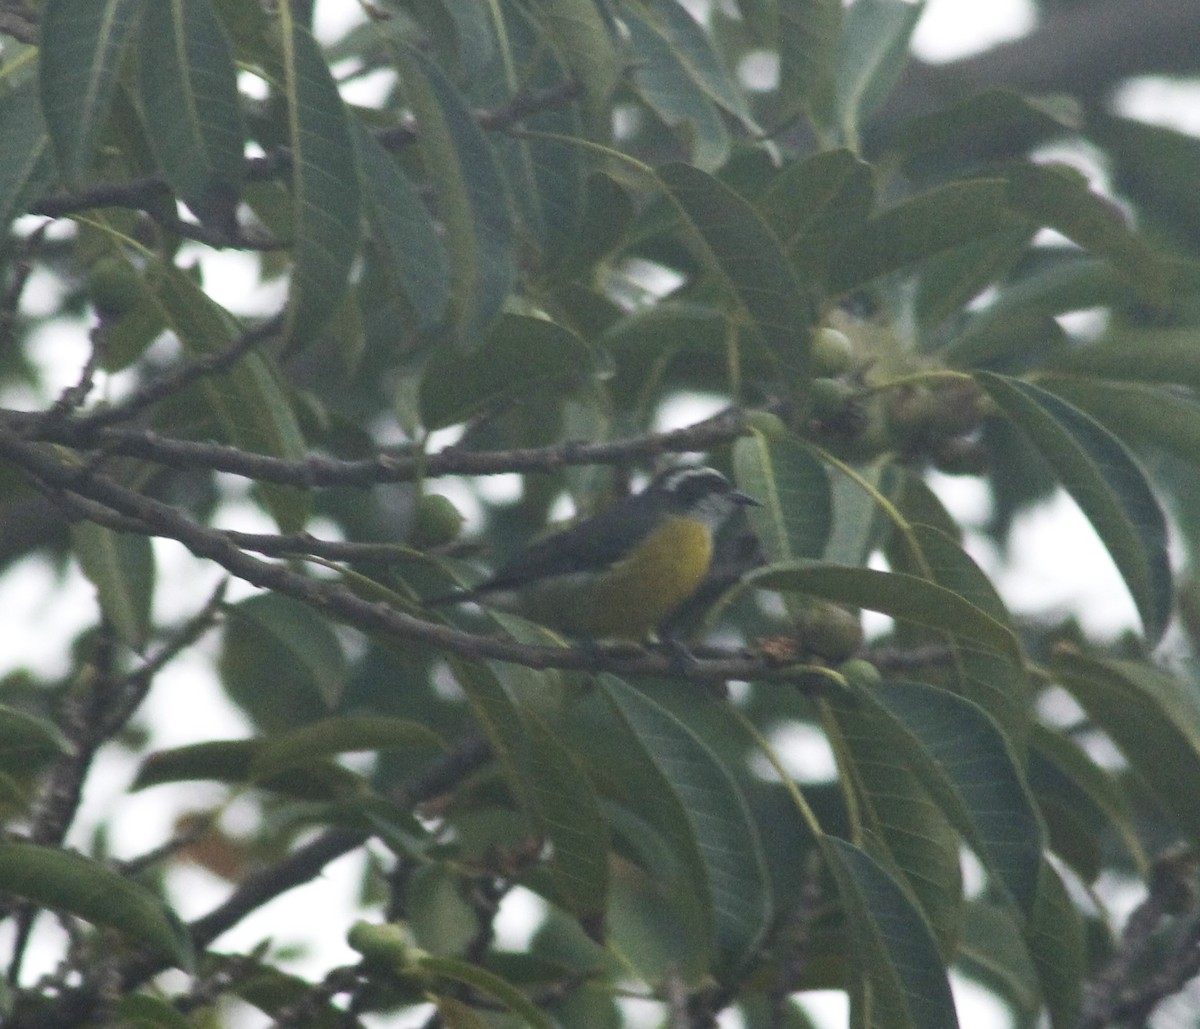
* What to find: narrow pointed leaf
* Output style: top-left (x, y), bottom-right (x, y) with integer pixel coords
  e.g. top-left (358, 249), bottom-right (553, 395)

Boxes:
top-left (827, 179), bottom-right (1019, 294)
top-left (221, 594), bottom-right (346, 731)
top-left (659, 162), bottom-right (815, 368)
top-left (351, 121), bottom-right (450, 333)
top-left (39, 0), bottom-right (141, 182)
top-left (71, 521), bottom-right (155, 649)
top-left (152, 267), bottom-right (310, 530)
top-left (1002, 161), bottom-right (1172, 305)
top-left (0, 82), bottom-right (54, 233)
top-left (826, 694), bottom-right (964, 952)
top-left (420, 955), bottom-right (554, 1029)
top-left (420, 314), bottom-right (593, 430)
top-left (902, 523), bottom-right (1030, 749)
top-left (958, 901), bottom-right (1041, 1020)
top-left (977, 372), bottom-right (1171, 642)
top-left (600, 675), bottom-right (772, 976)
top-left (136, 0), bottom-right (244, 230)
top-left (824, 836), bottom-right (959, 1029)
top-left (524, 0), bottom-right (619, 118)
top-left (0, 843), bottom-right (191, 967)
top-left (251, 716), bottom-right (445, 780)
top-left (833, 0), bottom-right (923, 146)
top-left (132, 740), bottom-right (360, 799)
top-left (750, 562), bottom-right (1020, 659)
top-left (733, 431), bottom-right (832, 562)
top-left (1024, 859), bottom-right (1085, 1029)
top-left (452, 660), bottom-right (608, 924)
top-left (1041, 329), bottom-right (1200, 391)
top-left (649, 0), bottom-right (758, 131)
top-left (758, 148), bottom-right (874, 259)
top-left (1054, 651), bottom-right (1200, 846)
top-left (626, 5), bottom-right (730, 171)
top-left (396, 43), bottom-right (515, 348)
top-left (779, 0), bottom-right (841, 124)
top-left (0, 706), bottom-right (71, 772)
top-left (279, 8), bottom-right (361, 346)
top-left (1043, 378), bottom-right (1200, 467)
top-left (860, 679), bottom-right (1044, 914)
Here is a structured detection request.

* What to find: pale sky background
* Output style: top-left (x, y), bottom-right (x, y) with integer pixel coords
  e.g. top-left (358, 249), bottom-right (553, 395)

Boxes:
top-left (3, 0), bottom-right (1196, 1026)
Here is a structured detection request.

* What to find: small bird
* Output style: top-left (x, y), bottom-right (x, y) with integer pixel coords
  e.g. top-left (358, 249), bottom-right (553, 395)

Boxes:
top-left (429, 466), bottom-right (760, 640)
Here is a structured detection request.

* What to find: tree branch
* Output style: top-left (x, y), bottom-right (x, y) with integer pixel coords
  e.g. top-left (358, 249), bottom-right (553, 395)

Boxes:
top-left (0, 425), bottom-right (826, 686)
top-left (8, 406), bottom-right (751, 487)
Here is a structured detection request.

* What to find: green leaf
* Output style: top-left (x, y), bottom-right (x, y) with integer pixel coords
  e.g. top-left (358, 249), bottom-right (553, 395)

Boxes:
top-left (523, 0), bottom-right (619, 120)
top-left (733, 431), bottom-right (832, 563)
top-left (70, 521), bottom-right (155, 649)
top-left (1001, 162), bottom-right (1171, 305)
top-left (1024, 859), bottom-right (1085, 1029)
top-left (452, 659), bottom-right (608, 925)
top-left (220, 594), bottom-right (346, 732)
top-left (659, 162), bottom-right (815, 369)
top-left (114, 994), bottom-right (194, 1029)
top-left (600, 675), bottom-right (772, 977)
top-left (625, 5), bottom-right (730, 171)
top-left (958, 901), bottom-right (1041, 1021)
top-left (944, 256), bottom-right (1131, 368)
top-left (901, 523), bottom-right (1030, 749)
top-left (351, 121), bottom-right (450, 334)
top-left (648, 0), bottom-right (759, 132)
top-left (1054, 651), bottom-right (1200, 847)
top-left (419, 314), bottom-right (594, 430)
top-left (826, 695), bottom-right (964, 953)
top-left (861, 679), bottom-right (1044, 914)
top-left (824, 836), bottom-right (959, 1029)
top-left (1029, 723), bottom-right (1144, 876)
top-left (826, 179), bottom-right (1019, 294)
top-left (760, 148), bottom-right (873, 245)
top-left (421, 955), bottom-right (554, 1029)
top-left (39, 0), bottom-right (141, 182)
top-left (1041, 329), bottom-right (1200, 391)
top-left (1042, 378), bottom-right (1200, 468)
top-left (759, 149), bottom-right (875, 271)
top-left (0, 82), bottom-right (54, 234)
top-left (779, 0), bottom-right (842, 126)
top-left (895, 89), bottom-right (1081, 165)
top-left (251, 716), bottom-right (445, 780)
top-left (833, 0), bottom-right (923, 148)
top-left (750, 562), bottom-right (1020, 659)
top-left (976, 372), bottom-right (1172, 642)
top-left (395, 43), bottom-right (515, 349)
top-left (278, 7), bottom-right (361, 347)
top-left (916, 225), bottom-right (1037, 335)
top-left (132, 740), bottom-right (361, 800)
top-left (136, 0), bottom-right (245, 230)
top-left (492, 3), bottom-right (588, 269)
top-left (0, 843), bottom-right (191, 967)
top-left (0, 706), bottom-right (71, 773)
top-left (152, 266), bottom-right (310, 530)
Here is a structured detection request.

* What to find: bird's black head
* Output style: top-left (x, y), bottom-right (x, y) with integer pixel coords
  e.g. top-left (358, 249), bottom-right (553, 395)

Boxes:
top-left (651, 466), bottom-right (760, 522)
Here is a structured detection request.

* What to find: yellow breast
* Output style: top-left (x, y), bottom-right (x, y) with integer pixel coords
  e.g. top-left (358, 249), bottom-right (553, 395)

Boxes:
top-left (581, 515), bottom-right (714, 639)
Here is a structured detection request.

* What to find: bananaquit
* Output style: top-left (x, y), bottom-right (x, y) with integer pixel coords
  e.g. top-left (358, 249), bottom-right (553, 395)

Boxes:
top-left (431, 466), bottom-right (760, 640)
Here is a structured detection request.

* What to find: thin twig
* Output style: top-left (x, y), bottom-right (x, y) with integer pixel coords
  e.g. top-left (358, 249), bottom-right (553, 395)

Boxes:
top-left (8, 405), bottom-right (750, 488)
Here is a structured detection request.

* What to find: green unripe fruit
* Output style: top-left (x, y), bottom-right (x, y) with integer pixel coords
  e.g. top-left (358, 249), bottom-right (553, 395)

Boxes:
top-left (745, 410), bottom-right (788, 440)
top-left (409, 494), bottom-right (464, 548)
top-left (811, 327), bottom-right (855, 377)
top-left (838, 657), bottom-right (882, 689)
top-left (808, 377), bottom-right (857, 419)
top-left (348, 920), bottom-right (428, 976)
top-left (85, 257), bottom-right (143, 318)
top-left (795, 601), bottom-right (864, 662)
